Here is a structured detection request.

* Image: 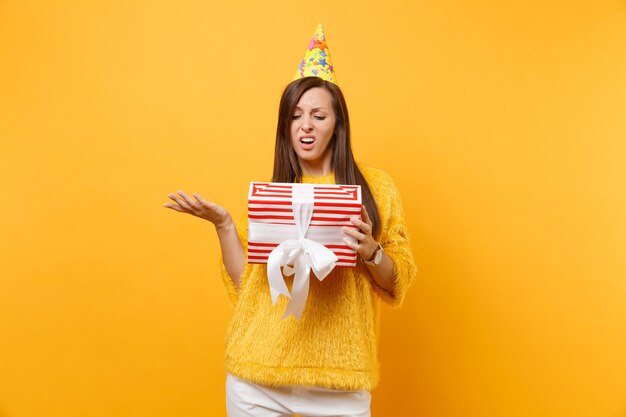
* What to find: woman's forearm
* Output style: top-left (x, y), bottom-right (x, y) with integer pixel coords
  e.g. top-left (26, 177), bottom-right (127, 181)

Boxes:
top-left (365, 252), bottom-right (396, 294)
top-left (215, 219), bottom-right (245, 288)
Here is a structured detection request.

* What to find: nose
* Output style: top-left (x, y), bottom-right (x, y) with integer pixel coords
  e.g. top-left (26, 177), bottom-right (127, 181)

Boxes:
top-left (301, 115), bottom-right (313, 132)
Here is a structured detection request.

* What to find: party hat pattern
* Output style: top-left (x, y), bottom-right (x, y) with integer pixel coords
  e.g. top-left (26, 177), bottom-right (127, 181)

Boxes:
top-left (293, 22), bottom-right (337, 85)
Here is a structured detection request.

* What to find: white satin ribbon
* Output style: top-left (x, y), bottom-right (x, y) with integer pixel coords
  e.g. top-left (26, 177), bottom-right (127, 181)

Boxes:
top-left (266, 184), bottom-right (338, 319)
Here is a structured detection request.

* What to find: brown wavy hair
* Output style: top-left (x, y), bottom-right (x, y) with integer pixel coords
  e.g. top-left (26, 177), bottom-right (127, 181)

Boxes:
top-left (272, 77), bottom-right (381, 237)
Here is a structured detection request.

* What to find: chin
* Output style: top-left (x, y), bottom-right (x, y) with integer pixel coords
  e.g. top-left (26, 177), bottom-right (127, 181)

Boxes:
top-left (299, 154), bottom-right (319, 161)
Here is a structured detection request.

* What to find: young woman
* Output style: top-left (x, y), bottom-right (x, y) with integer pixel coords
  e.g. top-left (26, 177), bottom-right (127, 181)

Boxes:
top-left (164, 76), bottom-right (417, 417)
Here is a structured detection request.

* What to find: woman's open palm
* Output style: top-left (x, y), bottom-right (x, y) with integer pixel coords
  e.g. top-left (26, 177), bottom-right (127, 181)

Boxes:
top-left (164, 191), bottom-right (230, 228)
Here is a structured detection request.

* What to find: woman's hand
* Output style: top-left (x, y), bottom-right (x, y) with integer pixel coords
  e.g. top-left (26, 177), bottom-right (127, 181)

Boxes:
top-left (342, 205), bottom-right (379, 261)
top-left (164, 190), bottom-right (244, 287)
top-left (343, 205), bottom-right (396, 294)
top-left (164, 190), bottom-right (231, 230)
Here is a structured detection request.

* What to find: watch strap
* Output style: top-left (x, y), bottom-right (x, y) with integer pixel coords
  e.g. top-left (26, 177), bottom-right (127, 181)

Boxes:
top-left (362, 242), bottom-right (384, 266)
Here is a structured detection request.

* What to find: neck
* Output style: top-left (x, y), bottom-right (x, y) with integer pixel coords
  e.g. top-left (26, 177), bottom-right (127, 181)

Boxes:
top-left (300, 161), bottom-right (333, 177)
top-left (298, 155), bottom-right (333, 177)
top-left (300, 164), bottom-right (331, 177)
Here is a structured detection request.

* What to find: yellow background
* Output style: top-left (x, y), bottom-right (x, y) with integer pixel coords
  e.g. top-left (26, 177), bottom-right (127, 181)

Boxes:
top-left (1, 0), bottom-right (625, 416)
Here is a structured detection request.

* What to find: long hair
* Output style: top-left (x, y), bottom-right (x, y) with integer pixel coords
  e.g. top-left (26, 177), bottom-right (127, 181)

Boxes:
top-left (272, 77), bottom-right (381, 237)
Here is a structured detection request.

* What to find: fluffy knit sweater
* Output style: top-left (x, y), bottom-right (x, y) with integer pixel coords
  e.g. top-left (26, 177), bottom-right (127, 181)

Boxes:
top-left (220, 166), bottom-right (417, 391)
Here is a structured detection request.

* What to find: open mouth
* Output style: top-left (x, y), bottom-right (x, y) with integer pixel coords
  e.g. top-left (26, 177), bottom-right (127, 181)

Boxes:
top-left (300, 137), bottom-right (316, 144)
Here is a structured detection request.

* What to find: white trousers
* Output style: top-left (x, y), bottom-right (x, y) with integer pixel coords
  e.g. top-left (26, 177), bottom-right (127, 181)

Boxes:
top-left (226, 373), bottom-right (371, 417)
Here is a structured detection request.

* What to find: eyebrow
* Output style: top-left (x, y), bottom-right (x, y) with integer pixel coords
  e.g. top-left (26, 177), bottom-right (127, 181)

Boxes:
top-left (294, 106), bottom-right (328, 111)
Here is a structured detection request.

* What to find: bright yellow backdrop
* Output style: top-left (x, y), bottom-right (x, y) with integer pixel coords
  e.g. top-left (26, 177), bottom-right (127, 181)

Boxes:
top-left (1, 1), bottom-right (625, 416)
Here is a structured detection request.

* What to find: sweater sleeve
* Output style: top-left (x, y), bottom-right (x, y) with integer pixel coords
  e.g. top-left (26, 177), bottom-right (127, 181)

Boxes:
top-left (370, 172), bottom-right (418, 307)
top-left (219, 213), bottom-right (251, 306)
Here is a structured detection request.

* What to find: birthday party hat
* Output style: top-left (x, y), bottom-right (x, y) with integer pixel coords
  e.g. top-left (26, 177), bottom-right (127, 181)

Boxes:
top-left (293, 22), bottom-right (338, 85)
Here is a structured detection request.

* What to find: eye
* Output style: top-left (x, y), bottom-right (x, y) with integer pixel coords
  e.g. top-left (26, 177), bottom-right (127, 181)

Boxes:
top-left (314, 116), bottom-right (326, 120)
top-left (291, 114), bottom-right (301, 120)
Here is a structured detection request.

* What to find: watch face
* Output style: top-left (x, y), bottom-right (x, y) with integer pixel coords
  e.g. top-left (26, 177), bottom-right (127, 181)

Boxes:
top-left (374, 248), bottom-right (383, 264)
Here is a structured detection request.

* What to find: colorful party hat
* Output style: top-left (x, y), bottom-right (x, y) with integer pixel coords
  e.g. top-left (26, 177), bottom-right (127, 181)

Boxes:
top-left (293, 22), bottom-right (338, 85)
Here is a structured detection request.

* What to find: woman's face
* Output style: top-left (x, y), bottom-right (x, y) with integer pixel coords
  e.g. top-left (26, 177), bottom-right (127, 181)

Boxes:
top-left (290, 87), bottom-right (336, 174)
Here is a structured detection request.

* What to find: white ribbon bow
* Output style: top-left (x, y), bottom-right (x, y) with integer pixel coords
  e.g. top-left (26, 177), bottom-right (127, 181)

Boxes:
top-left (266, 184), bottom-right (338, 319)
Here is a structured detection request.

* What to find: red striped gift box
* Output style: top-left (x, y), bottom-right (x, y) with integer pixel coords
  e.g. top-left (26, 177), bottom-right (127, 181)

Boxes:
top-left (247, 182), bottom-right (362, 267)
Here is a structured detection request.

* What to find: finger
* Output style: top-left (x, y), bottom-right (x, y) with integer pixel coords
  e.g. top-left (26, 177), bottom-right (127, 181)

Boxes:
top-left (193, 193), bottom-right (218, 210)
top-left (177, 191), bottom-right (202, 211)
top-left (361, 205), bottom-right (372, 226)
top-left (342, 226), bottom-right (365, 242)
top-left (343, 237), bottom-right (359, 251)
top-left (163, 203), bottom-right (185, 212)
top-left (168, 193), bottom-right (192, 210)
top-left (350, 216), bottom-right (371, 235)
